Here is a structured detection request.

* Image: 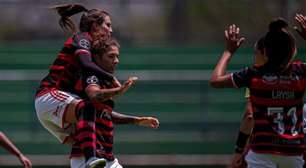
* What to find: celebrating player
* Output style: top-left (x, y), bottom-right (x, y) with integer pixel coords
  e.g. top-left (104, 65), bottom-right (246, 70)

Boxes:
top-left (211, 18), bottom-right (305, 167)
top-left (35, 4), bottom-right (130, 168)
top-left (230, 19), bottom-right (294, 168)
top-left (70, 38), bottom-right (159, 168)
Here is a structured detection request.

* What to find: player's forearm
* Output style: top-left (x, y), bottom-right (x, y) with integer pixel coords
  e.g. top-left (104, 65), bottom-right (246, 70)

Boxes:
top-left (240, 100), bottom-right (254, 134)
top-left (78, 53), bottom-right (114, 80)
top-left (240, 118), bottom-right (253, 134)
top-left (239, 118), bottom-right (252, 143)
top-left (90, 87), bottom-right (121, 103)
top-left (210, 51), bottom-right (233, 88)
top-left (111, 111), bottom-right (139, 124)
top-left (0, 132), bottom-right (22, 158)
top-left (235, 101), bottom-right (253, 154)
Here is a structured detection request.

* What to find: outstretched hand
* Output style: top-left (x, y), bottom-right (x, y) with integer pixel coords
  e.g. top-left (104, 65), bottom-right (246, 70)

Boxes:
top-left (225, 24), bottom-right (245, 53)
top-left (294, 13), bottom-right (306, 40)
top-left (118, 76), bottom-right (138, 95)
top-left (137, 117), bottom-right (159, 129)
top-left (18, 154), bottom-right (32, 168)
top-left (112, 77), bottom-right (122, 87)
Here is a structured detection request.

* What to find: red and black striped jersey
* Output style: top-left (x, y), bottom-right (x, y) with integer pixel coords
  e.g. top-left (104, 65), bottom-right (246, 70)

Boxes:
top-left (70, 109), bottom-right (114, 161)
top-left (232, 61), bottom-right (306, 156)
top-left (74, 69), bottom-right (115, 108)
top-left (70, 71), bottom-right (115, 161)
top-left (36, 32), bottom-right (92, 96)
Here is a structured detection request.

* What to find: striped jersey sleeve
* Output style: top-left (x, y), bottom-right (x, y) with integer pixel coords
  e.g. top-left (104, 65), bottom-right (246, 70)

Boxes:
top-left (232, 67), bottom-right (253, 88)
top-left (72, 32), bottom-right (91, 51)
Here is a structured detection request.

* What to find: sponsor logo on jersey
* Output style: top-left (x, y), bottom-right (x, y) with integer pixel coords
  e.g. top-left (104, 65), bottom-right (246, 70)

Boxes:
top-left (263, 74), bottom-right (300, 85)
top-left (79, 39), bottom-right (90, 49)
top-left (87, 75), bottom-right (99, 85)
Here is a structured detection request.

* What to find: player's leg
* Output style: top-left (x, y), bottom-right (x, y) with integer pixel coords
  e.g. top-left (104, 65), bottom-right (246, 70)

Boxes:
top-left (35, 90), bottom-right (105, 167)
top-left (74, 100), bottom-right (106, 167)
top-left (35, 89), bottom-right (80, 143)
top-left (64, 99), bottom-right (82, 123)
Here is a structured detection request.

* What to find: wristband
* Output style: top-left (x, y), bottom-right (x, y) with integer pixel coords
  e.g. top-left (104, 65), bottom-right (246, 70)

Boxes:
top-left (235, 131), bottom-right (250, 153)
top-left (235, 146), bottom-right (244, 154)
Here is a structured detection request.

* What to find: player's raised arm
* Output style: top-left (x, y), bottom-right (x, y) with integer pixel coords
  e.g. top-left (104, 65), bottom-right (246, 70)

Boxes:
top-left (294, 14), bottom-right (306, 40)
top-left (210, 24), bottom-right (245, 88)
top-left (111, 111), bottom-right (159, 129)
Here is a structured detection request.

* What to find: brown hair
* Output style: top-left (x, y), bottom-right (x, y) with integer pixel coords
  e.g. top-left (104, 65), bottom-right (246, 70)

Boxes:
top-left (93, 38), bottom-right (120, 56)
top-left (50, 3), bottom-right (109, 33)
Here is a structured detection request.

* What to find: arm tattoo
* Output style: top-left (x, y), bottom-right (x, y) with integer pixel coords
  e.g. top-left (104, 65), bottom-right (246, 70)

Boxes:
top-left (90, 87), bottom-right (121, 103)
top-left (112, 111), bottom-right (139, 124)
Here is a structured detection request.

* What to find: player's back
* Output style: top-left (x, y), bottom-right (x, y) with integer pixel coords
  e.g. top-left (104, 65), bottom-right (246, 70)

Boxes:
top-left (248, 61), bottom-right (306, 156)
top-left (36, 32), bottom-right (92, 96)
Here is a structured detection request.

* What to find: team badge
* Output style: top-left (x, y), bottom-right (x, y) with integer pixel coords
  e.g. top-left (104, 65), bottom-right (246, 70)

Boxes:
top-left (79, 39), bottom-right (90, 49)
top-left (86, 75), bottom-right (99, 85)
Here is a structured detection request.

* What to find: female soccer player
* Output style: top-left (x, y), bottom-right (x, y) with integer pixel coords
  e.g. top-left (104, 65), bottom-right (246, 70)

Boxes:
top-left (231, 19), bottom-right (295, 168)
top-left (35, 4), bottom-right (133, 167)
top-left (211, 18), bottom-right (305, 168)
top-left (70, 37), bottom-right (159, 168)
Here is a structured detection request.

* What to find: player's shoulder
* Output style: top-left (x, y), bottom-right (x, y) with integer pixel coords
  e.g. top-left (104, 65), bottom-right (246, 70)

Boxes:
top-left (83, 71), bottom-right (111, 86)
top-left (236, 65), bottom-right (260, 75)
top-left (85, 74), bottom-right (100, 86)
top-left (72, 32), bottom-right (92, 50)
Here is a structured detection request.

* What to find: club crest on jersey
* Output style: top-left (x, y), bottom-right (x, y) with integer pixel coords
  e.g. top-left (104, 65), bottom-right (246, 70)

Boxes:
top-left (79, 39), bottom-right (90, 49)
top-left (262, 74), bottom-right (278, 85)
top-left (87, 76), bottom-right (99, 84)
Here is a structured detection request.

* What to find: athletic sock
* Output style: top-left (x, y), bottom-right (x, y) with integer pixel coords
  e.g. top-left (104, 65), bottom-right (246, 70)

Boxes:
top-left (75, 101), bottom-right (97, 161)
